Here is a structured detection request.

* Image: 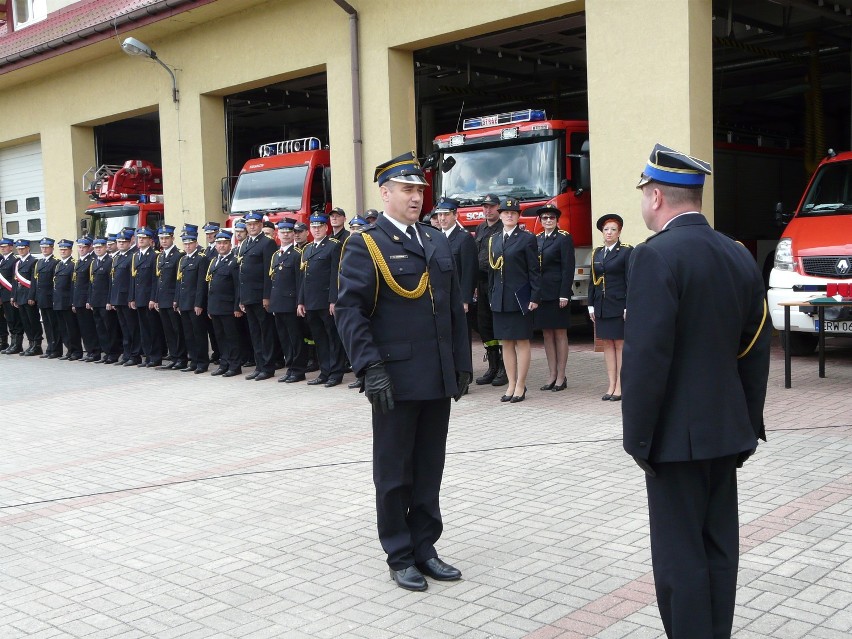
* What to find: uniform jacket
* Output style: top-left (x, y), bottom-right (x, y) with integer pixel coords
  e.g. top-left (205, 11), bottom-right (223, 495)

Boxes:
top-left (13, 254), bottom-right (36, 306)
top-left (33, 255), bottom-right (58, 307)
top-left (130, 248), bottom-right (157, 306)
top-left (0, 252), bottom-right (17, 303)
top-left (88, 254), bottom-right (113, 307)
top-left (537, 229), bottom-right (576, 302)
top-left (206, 252), bottom-right (241, 315)
top-left (588, 240), bottom-right (632, 319)
top-left (237, 233), bottom-right (275, 304)
top-left (204, 245), bottom-right (217, 260)
top-left (335, 215), bottom-right (472, 402)
top-left (108, 248), bottom-right (136, 306)
top-left (268, 245), bottom-right (302, 314)
top-left (445, 224), bottom-right (478, 305)
top-left (176, 250), bottom-right (209, 311)
top-left (298, 236), bottom-right (341, 311)
top-left (474, 219), bottom-right (503, 274)
top-left (332, 227), bottom-right (350, 243)
top-left (52, 258), bottom-right (76, 310)
top-left (155, 246), bottom-right (184, 306)
top-left (622, 213), bottom-right (771, 463)
top-left (487, 229), bottom-right (541, 312)
top-left (73, 253), bottom-right (94, 308)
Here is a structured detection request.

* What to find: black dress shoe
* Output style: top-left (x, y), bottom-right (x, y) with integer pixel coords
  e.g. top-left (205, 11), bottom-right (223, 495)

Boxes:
top-left (609, 394), bottom-right (622, 401)
top-left (415, 558), bottom-right (461, 581)
top-left (601, 393), bottom-right (613, 401)
top-left (510, 388), bottom-right (527, 403)
top-left (284, 373), bottom-right (306, 383)
top-left (125, 358), bottom-right (142, 367)
top-left (48, 353), bottom-right (61, 359)
top-left (552, 379), bottom-right (567, 392)
top-left (245, 371), bottom-right (260, 380)
top-left (147, 361), bottom-right (163, 368)
top-left (68, 354), bottom-right (83, 361)
top-left (156, 363), bottom-right (173, 370)
top-left (254, 371), bottom-right (273, 381)
top-left (103, 357), bottom-right (118, 364)
top-left (194, 367), bottom-right (209, 374)
top-left (181, 366), bottom-right (196, 372)
top-left (211, 367), bottom-right (227, 376)
top-left (244, 360), bottom-right (256, 368)
top-left (500, 394), bottom-right (513, 402)
top-left (307, 376), bottom-right (328, 386)
top-left (323, 378), bottom-right (342, 388)
top-left (58, 355), bottom-right (70, 360)
top-left (389, 566), bottom-right (428, 591)
top-left (222, 369), bottom-right (242, 377)
top-left (540, 381), bottom-right (556, 391)
top-left (348, 378), bottom-right (363, 389)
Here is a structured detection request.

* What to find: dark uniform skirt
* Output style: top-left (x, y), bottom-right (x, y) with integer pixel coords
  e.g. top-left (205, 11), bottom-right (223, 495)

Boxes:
top-left (534, 300), bottom-right (571, 330)
top-left (494, 310), bottom-right (534, 340)
top-left (595, 315), bottom-right (624, 340)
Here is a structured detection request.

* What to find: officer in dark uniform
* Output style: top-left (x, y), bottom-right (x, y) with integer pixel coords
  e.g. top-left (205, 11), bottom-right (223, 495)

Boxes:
top-left (473, 193), bottom-right (507, 386)
top-left (105, 234), bottom-right (118, 257)
top-left (623, 144), bottom-right (771, 639)
top-left (72, 237), bottom-right (100, 361)
top-left (88, 238), bottom-right (121, 363)
top-left (0, 238), bottom-right (25, 354)
top-left (154, 225), bottom-right (187, 370)
top-left (53, 239), bottom-right (84, 360)
top-left (200, 222), bottom-right (220, 363)
top-left (293, 221), bottom-right (309, 251)
top-left (335, 151), bottom-right (472, 592)
top-left (297, 213), bottom-right (345, 387)
top-left (175, 227), bottom-right (211, 374)
top-left (206, 230), bottom-right (243, 377)
top-left (292, 221), bottom-right (317, 372)
top-left (109, 230), bottom-right (141, 366)
top-left (237, 211), bottom-right (277, 381)
top-left (12, 239), bottom-right (43, 355)
top-left (34, 237), bottom-right (61, 358)
top-left (363, 209), bottom-right (379, 224)
top-left (0, 240), bottom-right (8, 353)
top-left (130, 227), bottom-right (164, 367)
top-left (329, 207), bottom-right (350, 242)
top-left (269, 220), bottom-right (308, 383)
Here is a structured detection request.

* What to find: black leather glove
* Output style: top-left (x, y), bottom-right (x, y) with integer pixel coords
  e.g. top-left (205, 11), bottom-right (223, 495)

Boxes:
top-left (364, 363), bottom-right (394, 414)
top-left (632, 456), bottom-right (656, 477)
top-left (453, 371), bottom-right (471, 402)
top-left (736, 448), bottom-right (755, 468)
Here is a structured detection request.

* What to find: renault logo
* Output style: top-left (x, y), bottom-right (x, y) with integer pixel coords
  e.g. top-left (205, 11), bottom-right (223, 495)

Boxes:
top-left (837, 258), bottom-right (850, 275)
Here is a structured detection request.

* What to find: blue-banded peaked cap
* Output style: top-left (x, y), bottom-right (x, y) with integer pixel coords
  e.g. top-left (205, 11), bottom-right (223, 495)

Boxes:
top-left (638, 143), bottom-right (711, 189)
top-left (374, 151), bottom-right (427, 186)
top-left (57, 239), bottom-right (74, 249)
top-left (434, 197), bottom-right (460, 214)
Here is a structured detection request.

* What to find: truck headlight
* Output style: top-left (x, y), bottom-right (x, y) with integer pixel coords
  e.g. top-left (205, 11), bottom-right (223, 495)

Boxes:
top-left (774, 237), bottom-right (794, 271)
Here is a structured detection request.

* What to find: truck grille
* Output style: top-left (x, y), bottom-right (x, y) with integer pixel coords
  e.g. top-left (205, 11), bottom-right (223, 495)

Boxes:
top-left (802, 256), bottom-right (852, 279)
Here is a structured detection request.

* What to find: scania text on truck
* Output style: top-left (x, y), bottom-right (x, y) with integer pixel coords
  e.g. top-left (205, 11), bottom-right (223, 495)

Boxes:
top-left (430, 109), bottom-right (593, 304)
top-left (767, 149), bottom-right (852, 354)
top-left (81, 160), bottom-right (165, 238)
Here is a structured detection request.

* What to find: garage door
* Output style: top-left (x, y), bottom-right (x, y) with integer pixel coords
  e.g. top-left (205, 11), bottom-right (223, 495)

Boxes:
top-left (0, 141), bottom-right (46, 250)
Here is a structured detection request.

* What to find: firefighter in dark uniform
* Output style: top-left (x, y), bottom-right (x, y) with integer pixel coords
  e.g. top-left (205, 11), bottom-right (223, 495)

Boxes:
top-left (130, 227), bottom-right (164, 367)
top-left (623, 144), bottom-right (771, 639)
top-left (53, 239), bottom-right (84, 360)
top-left (335, 152), bottom-right (472, 592)
top-left (175, 227), bottom-right (211, 374)
top-left (33, 237), bottom-right (61, 358)
top-left (473, 193), bottom-right (507, 386)
top-left (237, 211), bottom-right (277, 381)
top-left (329, 207), bottom-right (350, 242)
top-left (269, 219), bottom-right (308, 383)
top-left (0, 240), bottom-right (8, 353)
top-left (200, 222), bottom-right (221, 363)
top-left (292, 221), bottom-right (318, 372)
top-left (206, 230), bottom-right (243, 377)
top-left (105, 234), bottom-right (118, 256)
top-left (297, 213), bottom-right (345, 387)
top-left (109, 230), bottom-right (141, 365)
top-left (88, 238), bottom-right (121, 363)
top-left (72, 237), bottom-right (100, 361)
top-left (12, 240), bottom-right (43, 355)
top-left (1, 238), bottom-right (25, 354)
top-left (154, 225), bottom-right (187, 370)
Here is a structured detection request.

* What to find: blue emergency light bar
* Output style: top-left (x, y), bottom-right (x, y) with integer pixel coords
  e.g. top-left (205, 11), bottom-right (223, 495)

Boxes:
top-left (462, 109), bottom-right (546, 131)
top-left (259, 137), bottom-right (322, 157)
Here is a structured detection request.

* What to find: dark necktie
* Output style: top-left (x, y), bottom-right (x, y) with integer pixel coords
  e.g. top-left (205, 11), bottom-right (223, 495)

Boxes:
top-left (504, 233), bottom-right (510, 243)
top-left (406, 226), bottom-right (418, 244)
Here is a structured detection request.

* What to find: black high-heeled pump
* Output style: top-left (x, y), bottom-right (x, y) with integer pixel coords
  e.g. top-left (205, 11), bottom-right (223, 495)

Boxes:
top-left (540, 380), bottom-right (556, 391)
top-left (510, 387), bottom-right (527, 403)
top-left (552, 379), bottom-right (567, 392)
top-left (500, 393), bottom-right (513, 402)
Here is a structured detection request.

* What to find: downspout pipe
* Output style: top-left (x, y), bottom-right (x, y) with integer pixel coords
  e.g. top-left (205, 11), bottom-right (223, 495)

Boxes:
top-left (331, 0), bottom-right (364, 215)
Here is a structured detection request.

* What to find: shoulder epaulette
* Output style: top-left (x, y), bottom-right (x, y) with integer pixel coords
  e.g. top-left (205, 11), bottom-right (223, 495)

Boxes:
top-left (619, 242), bottom-right (633, 248)
top-left (536, 231), bottom-right (544, 236)
top-left (558, 229), bottom-right (570, 236)
top-left (328, 237), bottom-right (340, 244)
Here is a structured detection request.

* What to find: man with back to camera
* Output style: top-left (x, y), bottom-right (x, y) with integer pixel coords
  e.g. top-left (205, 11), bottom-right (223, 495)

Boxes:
top-left (622, 143), bottom-right (771, 639)
top-left (335, 151), bottom-right (472, 592)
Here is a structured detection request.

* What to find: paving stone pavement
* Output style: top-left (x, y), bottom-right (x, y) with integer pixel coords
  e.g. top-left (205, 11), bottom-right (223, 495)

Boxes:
top-left (2, 330), bottom-right (851, 639)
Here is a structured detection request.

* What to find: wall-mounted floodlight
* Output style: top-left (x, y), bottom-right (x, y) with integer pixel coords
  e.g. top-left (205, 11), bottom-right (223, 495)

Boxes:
top-left (121, 37), bottom-right (179, 103)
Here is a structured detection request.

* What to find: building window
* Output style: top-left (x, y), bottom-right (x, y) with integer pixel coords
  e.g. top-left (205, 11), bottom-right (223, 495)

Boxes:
top-left (13, 0), bottom-right (47, 30)
top-left (27, 218), bottom-right (41, 233)
top-left (26, 197), bottom-right (40, 211)
top-left (4, 200), bottom-right (19, 215)
top-left (6, 221), bottom-right (20, 235)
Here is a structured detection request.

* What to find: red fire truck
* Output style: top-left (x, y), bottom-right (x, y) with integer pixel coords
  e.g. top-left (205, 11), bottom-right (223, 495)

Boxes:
top-left (223, 137), bottom-right (332, 228)
top-left (82, 160), bottom-right (165, 238)
top-left (430, 109), bottom-right (593, 302)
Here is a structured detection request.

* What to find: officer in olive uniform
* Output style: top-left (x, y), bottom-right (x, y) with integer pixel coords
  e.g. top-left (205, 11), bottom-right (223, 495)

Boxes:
top-left (0, 238), bottom-right (24, 354)
top-left (53, 239), bottom-right (84, 360)
top-left (206, 230), bottom-right (243, 377)
top-left (176, 227), bottom-right (211, 374)
top-left (623, 144), bottom-right (771, 639)
top-left (155, 225), bottom-right (187, 370)
top-left (109, 230), bottom-right (141, 365)
top-left (297, 213), bottom-right (345, 387)
top-left (72, 237), bottom-right (100, 361)
top-left (335, 152), bottom-right (472, 592)
top-left (88, 238), bottom-right (121, 363)
top-left (33, 237), bottom-right (61, 358)
top-left (269, 219), bottom-right (308, 383)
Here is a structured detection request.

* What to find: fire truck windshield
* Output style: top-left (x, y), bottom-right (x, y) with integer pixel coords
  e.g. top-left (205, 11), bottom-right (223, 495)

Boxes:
top-left (800, 161), bottom-right (852, 216)
top-left (86, 206), bottom-right (140, 238)
top-left (230, 165), bottom-right (309, 214)
top-left (437, 138), bottom-right (561, 205)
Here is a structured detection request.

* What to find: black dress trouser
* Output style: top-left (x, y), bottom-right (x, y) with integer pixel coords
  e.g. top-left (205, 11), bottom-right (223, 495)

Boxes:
top-left (244, 303), bottom-right (276, 373)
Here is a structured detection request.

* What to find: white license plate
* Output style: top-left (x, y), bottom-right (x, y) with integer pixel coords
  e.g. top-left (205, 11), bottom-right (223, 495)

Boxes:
top-left (821, 320), bottom-right (852, 333)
